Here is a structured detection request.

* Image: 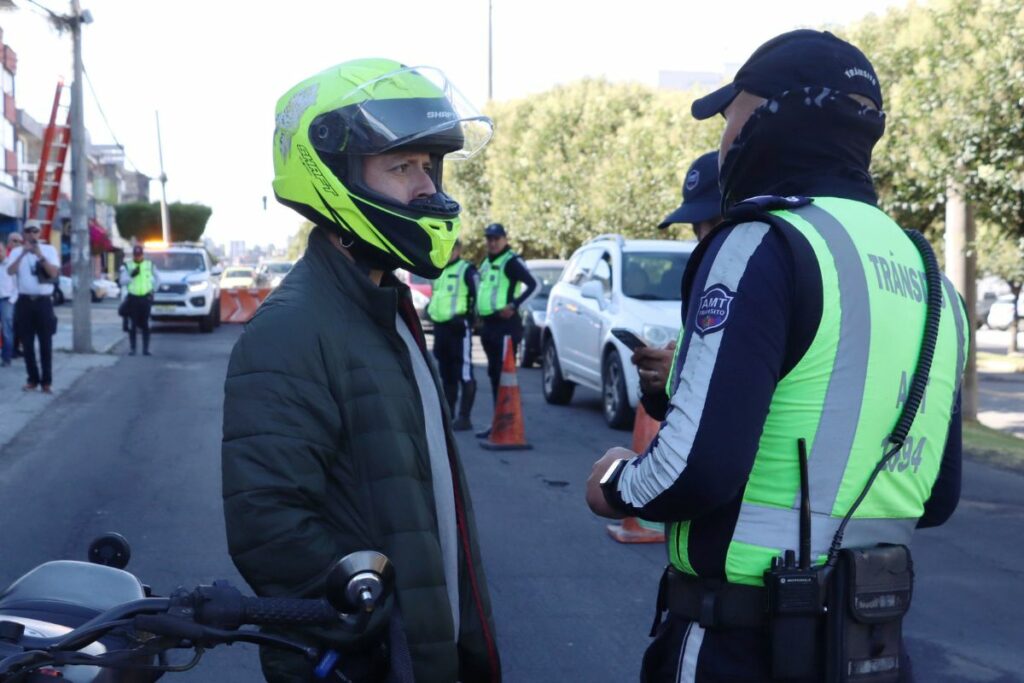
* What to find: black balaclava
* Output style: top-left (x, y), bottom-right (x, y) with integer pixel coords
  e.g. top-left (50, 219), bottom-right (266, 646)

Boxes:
top-left (719, 87), bottom-right (886, 212)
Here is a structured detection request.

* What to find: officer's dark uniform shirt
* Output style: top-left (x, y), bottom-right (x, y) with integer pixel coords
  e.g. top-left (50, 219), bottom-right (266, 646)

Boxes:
top-left (614, 159), bottom-right (961, 580)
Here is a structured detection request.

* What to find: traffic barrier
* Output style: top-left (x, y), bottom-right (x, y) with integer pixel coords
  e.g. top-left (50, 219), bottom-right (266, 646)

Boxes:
top-left (480, 335), bottom-right (532, 451)
top-left (219, 287), bottom-right (271, 324)
top-left (606, 401), bottom-right (666, 543)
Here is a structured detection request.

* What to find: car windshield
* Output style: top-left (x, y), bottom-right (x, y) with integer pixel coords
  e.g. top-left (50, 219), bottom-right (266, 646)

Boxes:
top-left (149, 252), bottom-right (205, 272)
top-left (265, 263), bottom-right (292, 274)
top-left (224, 269), bottom-right (253, 278)
top-left (530, 267), bottom-right (564, 297)
top-left (621, 251), bottom-right (690, 300)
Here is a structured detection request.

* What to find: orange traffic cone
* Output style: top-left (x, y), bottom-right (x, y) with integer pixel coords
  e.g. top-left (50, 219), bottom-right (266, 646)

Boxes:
top-left (606, 401), bottom-right (665, 543)
top-left (480, 335), bottom-right (532, 451)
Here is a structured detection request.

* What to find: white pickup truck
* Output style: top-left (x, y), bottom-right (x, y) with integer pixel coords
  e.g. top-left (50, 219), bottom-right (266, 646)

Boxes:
top-left (146, 243), bottom-right (222, 333)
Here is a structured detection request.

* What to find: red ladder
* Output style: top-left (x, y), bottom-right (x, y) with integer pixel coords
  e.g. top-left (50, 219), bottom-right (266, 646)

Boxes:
top-left (29, 81), bottom-right (71, 242)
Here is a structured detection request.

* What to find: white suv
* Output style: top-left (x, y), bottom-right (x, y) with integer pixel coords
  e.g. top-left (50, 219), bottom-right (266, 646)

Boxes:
top-left (147, 243), bottom-right (222, 333)
top-left (541, 234), bottom-right (696, 428)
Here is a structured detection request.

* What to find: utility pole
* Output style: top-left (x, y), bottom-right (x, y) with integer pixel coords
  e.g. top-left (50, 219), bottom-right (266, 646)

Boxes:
top-left (945, 177), bottom-right (978, 421)
top-left (69, 0), bottom-right (91, 353)
top-left (487, 0), bottom-right (493, 100)
top-left (156, 111), bottom-right (170, 243)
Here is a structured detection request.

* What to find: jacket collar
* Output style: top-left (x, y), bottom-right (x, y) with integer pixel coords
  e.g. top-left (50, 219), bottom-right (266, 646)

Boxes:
top-left (305, 227), bottom-right (414, 331)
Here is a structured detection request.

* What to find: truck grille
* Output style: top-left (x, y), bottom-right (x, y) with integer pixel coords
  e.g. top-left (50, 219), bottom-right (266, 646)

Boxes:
top-left (158, 283), bottom-right (188, 294)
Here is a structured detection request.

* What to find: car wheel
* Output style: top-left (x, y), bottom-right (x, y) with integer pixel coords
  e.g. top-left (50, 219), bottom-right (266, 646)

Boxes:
top-left (52, 286), bottom-right (65, 306)
top-left (213, 299), bottom-right (222, 328)
top-left (602, 350), bottom-right (634, 430)
top-left (90, 290), bottom-right (100, 303)
top-left (542, 337), bottom-right (575, 405)
top-left (198, 309), bottom-right (216, 333)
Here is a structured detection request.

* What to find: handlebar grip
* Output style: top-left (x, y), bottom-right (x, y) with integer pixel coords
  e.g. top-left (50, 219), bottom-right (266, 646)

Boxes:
top-left (240, 597), bottom-right (340, 626)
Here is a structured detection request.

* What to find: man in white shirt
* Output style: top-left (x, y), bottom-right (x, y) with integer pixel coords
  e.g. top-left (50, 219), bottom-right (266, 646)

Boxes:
top-left (5, 221), bottom-right (60, 392)
top-left (0, 231), bottom-right (22, 367)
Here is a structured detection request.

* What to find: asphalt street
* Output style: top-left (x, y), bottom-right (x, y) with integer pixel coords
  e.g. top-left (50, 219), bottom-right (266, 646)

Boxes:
top-left (0, 323), bottom-right (1021, 682)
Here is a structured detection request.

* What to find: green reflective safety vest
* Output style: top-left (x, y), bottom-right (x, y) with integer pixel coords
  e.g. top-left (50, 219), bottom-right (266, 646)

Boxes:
top-left (128, 260), bottom-right (155, 297)
top-left (476, 250), bottom-right (516, 317)
top-left (428, 259), bottom-right (471, 323)
top-left (667, 198), bottom-right (969, 586)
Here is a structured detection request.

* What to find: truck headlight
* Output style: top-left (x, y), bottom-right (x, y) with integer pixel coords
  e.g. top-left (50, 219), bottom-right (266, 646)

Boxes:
top-left (188, 281), bottom-right (209, 293)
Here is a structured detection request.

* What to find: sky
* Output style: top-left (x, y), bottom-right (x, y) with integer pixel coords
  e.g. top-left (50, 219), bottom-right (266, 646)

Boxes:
top-left (1, 0), bottom-right (910, 249)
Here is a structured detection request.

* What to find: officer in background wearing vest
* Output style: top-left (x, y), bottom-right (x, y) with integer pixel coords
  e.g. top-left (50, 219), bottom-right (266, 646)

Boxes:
top-left (632, 150), bottom-right (723, 413)
top-left (586, 30), bottom-right (966, 682)
top-left (124, 245), bottom-right (158, 356)
top-left (474, 222), bottom-right (537, 439)
top-left (429, 238), bottom-right (479, 431)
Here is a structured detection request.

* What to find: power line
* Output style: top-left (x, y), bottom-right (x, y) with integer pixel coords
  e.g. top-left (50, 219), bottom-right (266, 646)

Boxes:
top-left (81, 62), bottom-right (150, 176)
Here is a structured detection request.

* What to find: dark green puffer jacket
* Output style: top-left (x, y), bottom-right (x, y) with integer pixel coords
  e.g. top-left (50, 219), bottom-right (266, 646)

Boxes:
top-left (222, 228), bottom-right (501, 682)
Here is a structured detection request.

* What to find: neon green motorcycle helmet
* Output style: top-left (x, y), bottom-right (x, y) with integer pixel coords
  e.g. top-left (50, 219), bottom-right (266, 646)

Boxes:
top-left (273, 58), bottom-right (493, 278)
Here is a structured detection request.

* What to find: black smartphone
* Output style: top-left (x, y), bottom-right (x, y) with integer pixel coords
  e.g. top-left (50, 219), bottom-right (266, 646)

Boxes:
top-left (611, 328), bottom-right (646, 351)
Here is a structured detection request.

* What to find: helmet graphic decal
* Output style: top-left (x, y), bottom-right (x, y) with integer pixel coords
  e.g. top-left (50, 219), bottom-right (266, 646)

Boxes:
top-left (276, 84), bottom-right (319, 162)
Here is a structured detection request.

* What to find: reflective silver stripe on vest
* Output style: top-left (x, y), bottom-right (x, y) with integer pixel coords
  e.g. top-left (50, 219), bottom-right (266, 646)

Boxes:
top-left (448, 261), bottom-right (469, 320)
top-left (789, 204), bottom-right (871, 516)
top-left (733, 503), bottom-right (916, 557)
top-left (618, 223), bottom-right (770, 507)
top-left (942, 278), bottom-right (967, 395)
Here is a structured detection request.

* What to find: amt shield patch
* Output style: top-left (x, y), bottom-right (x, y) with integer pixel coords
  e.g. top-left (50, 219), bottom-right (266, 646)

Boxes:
top-left (695, 285), bottom-right (735, 336)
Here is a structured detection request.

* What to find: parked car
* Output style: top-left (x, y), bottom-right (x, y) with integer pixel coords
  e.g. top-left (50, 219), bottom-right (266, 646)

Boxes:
top-left (256, 261), bottom-right (295, 288)
top-left (51, 275), bottom-right (120, 305)
top-left (220, 266), bottom-right (256, 289)
top-left (542, 234), bottom-right (696, 428)
top-left (518, 259), bottom-right (567, 367)
top-left (986, 293), bottom-right (1023, 331)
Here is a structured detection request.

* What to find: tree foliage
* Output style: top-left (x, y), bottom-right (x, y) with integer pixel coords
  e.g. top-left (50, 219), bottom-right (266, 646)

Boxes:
top-left (447, 79), bottom-right (721, 261)
top-left (114, 201), bottom-right (213, 243)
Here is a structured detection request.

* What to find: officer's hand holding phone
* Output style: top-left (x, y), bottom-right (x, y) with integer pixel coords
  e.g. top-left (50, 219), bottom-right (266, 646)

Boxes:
top-left (632, 340), bottom-right (677, 398)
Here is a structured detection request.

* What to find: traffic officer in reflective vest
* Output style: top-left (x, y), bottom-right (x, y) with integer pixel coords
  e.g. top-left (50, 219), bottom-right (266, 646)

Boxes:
top-left (125, 245), bottom-right (157, 356)
top-left (429, 238), bottom-right (479, 431)
top-left (586, 30), bottom-right (967, 682)
top-left (474, 222), bottom-right (536, 439)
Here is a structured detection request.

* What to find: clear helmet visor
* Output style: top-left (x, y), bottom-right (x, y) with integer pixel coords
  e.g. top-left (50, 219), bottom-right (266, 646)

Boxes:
top-left (309, 66), bottom-right (493, 161)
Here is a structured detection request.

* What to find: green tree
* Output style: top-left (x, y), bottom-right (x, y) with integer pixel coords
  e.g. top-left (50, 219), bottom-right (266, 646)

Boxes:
top-left (114, 201), bottom-right (213, 243)
top-left (447, 79), bottom-right (721, 261)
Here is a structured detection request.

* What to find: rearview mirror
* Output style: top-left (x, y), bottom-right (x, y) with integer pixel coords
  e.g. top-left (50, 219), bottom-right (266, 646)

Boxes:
top-left (211, 265), bottom-right (224, 276)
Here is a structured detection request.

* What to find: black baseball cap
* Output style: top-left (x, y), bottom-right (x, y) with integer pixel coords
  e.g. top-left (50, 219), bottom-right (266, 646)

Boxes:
top-left (692, 30), bottom-right (883, 120)
top-left (484, 222), bottom-right (506, 237)
top-left (659, 151), bottom-right (722, 229)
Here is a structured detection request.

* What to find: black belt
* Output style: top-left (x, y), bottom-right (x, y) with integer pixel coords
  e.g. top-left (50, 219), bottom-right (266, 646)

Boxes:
top-left (659, 567), bottom-right (767, 630)
top-left (20, 294), bottom-right (50, 301)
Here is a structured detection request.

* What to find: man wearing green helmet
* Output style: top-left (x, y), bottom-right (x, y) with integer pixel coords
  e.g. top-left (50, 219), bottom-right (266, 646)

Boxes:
top-left (221, 59), bottom-right (501, 683)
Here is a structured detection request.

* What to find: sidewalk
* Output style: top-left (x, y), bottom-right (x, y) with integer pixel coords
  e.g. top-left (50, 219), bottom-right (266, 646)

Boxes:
top-left (0, 301), bottom-right (126, 453)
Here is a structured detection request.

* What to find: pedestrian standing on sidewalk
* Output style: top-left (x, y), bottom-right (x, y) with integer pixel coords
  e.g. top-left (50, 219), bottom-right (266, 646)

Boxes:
top-left (474, 223), bottom-right (537, 439)
top-left (0, 234), bottom-right (21, 367)
top-left (124, 245), bottom-right (157, 356)
top-left (6, 221), bottom-right (59, 392)
top-left (222, 59), bottom-right (500, 683)
top-left (1, 232), bottom-right (24, 364)
top-left (429, 238), bottom-right (479, 430)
